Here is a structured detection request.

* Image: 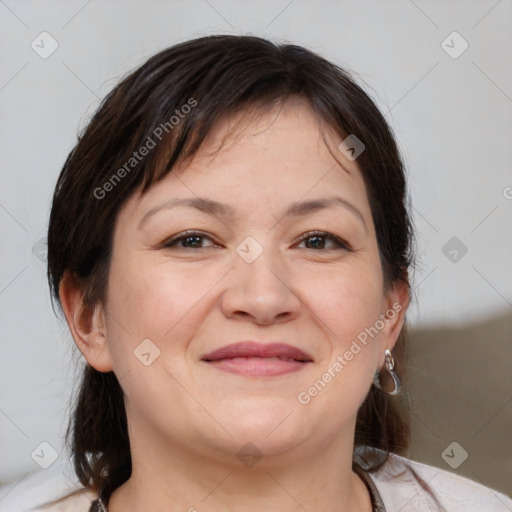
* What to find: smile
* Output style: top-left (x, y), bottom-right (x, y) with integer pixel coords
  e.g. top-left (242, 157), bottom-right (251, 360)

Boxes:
top-left (201, 341), bottom-right (313, 377)
top-left (204, 356), bottom-right (311, 376)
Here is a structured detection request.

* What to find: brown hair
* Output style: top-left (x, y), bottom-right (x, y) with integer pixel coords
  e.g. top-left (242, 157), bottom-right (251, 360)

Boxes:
top-left (47, 34), bottom-right (414, 498)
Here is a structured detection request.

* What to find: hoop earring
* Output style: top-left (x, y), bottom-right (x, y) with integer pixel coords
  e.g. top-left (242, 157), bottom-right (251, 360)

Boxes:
top-left (373, 349), bottom-right (401, 396)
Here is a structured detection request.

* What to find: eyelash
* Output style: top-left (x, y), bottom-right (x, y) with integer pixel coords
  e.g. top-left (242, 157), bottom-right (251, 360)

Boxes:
top-left (162, 230), bottom-right (351, 251)
top-left (298, 231), bottom-right (351, 251)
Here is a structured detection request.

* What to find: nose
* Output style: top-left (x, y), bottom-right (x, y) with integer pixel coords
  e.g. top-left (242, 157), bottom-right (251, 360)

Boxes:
top-left (220, 245), bottom-right (302, 325)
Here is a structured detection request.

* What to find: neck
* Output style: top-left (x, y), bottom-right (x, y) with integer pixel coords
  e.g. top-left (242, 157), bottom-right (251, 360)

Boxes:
top-left (107, 423), bottom-right (372, 511)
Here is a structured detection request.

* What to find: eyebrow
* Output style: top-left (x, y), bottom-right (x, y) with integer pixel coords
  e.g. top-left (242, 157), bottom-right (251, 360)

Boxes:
top-left (138, 196), bottom-right (367, 232)
top-left (139, 198), bottom-right (235, 229)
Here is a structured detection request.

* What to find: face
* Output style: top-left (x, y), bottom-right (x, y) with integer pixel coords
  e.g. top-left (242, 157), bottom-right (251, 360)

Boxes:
top-left (95, 99), bottom-right (406, 464)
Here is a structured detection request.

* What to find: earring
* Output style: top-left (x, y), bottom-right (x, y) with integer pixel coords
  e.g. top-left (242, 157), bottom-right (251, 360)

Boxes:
top-left (373, 349), bottom-right (401, 396)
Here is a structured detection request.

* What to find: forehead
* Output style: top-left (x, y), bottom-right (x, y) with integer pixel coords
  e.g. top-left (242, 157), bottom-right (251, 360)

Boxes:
top-left (179, 98), bottom-right (346, 169)
top-left (121, 99), bottom-right (370, 224)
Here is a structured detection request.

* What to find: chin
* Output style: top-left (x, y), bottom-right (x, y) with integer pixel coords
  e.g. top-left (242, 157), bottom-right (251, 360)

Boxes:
top-left (220, 411), bottom-right (309, 455)
top-left (203, 429), bottom-right (305, 468)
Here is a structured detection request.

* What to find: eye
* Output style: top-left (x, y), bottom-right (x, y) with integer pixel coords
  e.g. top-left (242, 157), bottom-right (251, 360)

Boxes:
top-left (296, 231), bottom-right (351, 251)
top-left (162, 231), bottom-right (219, 249)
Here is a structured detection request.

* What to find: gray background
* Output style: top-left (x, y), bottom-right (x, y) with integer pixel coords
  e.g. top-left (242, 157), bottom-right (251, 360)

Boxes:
top-left (1, 0), bottom-right (511, 501)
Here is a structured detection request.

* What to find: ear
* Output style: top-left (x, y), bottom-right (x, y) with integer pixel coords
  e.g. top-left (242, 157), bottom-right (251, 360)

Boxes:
top-left (59, 270), bottom-right (114, 372)
top-left (379, 279), bottom-right (410, 356)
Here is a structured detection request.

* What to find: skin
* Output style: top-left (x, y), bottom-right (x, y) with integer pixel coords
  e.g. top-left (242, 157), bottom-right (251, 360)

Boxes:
top-left (60, 98), bottom-right (409, 512)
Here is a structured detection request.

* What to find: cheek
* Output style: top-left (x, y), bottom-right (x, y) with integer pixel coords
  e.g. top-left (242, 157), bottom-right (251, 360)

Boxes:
top-left (105, 254), bottom-right (224, 352)
top-left (103, 254), bottom-right (247, 444)
top-left (295, 264), bottom-right (385, 411)
top-left (305, 261), bottom-right (384, 344)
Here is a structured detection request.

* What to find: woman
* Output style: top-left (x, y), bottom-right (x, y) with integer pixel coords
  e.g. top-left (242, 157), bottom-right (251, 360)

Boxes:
top-left (40, 35), bottom-right (511, 511)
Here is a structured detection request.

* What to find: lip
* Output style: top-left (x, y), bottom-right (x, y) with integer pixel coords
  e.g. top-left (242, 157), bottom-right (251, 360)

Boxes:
top-left (201, 341), bottom-right (313, 377)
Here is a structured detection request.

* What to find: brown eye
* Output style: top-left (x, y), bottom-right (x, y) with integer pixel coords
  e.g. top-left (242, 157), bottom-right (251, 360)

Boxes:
top-left (163, 231), bottom-right (218, 249)
top-left (297, 231), bottom-right (351, 251)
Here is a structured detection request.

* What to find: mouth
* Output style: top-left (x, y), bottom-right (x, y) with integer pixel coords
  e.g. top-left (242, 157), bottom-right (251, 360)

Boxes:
top-left (201, 341), bottom-right (313, 377)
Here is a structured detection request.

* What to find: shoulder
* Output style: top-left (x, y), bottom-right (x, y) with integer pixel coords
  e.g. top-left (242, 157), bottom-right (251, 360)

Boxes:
top-left (29, 490), bottom-right (98, 512)
top-left (367, 450), bottom-right (512, 512)
top-left (0, 457), bottom-right (97, 512)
